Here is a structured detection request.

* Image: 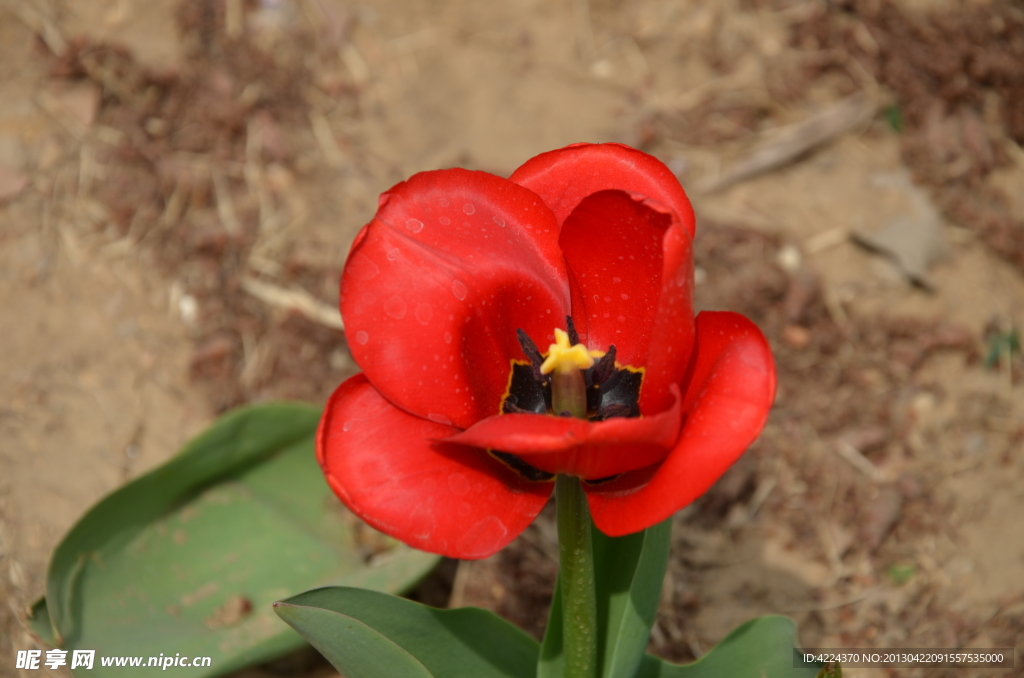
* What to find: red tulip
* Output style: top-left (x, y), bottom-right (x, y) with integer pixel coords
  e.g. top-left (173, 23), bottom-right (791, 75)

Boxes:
top-left (317, 143), bottom-right (775, 559)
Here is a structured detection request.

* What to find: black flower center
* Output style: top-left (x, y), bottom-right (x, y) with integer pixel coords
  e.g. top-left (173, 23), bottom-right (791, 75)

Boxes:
top-left (501, 316), bottom-right (643, 420)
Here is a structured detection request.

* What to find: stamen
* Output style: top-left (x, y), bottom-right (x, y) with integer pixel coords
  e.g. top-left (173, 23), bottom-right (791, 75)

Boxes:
top-left (566, 315), bottom-right (580, 346)
top-left (516, 328), bottom-right (547, 382)
top-left (590, 345), bottom-right (617, 386)
top-left (598, 402), bottom-right (636, 420)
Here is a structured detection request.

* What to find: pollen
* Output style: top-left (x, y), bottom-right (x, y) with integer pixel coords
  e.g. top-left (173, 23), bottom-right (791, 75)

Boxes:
top-left (539, 328), bottom-right (604, 375)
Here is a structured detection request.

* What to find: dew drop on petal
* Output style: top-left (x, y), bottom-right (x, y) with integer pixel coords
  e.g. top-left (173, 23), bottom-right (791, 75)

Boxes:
top-left (444, 331), bottom-right (452, 344)
top-left (415, 302), bottom-right (433, 325)
top-left (492, 215), bottom-right (505, 227)
top-left (386, 248), bottom-right (400, 261)
top-left (428, 413), bottom-right (453, 425)
top-left (439, 197), bottom-right (450, 207)
top-left (621, 293), bottom-right (629, 300)
top-left (384, 296), bottom-right (407, 319)
top-left (405, 218), bottom-right (424, 233)
top-left (440, 216), bottom-right (451, 225)
top-left (603, 296), bottom-right (612, 303)
top-left (342, 421), bottom-right (353, 432)
top-left (448, 473), bottom-right (470, 496)
top-left (463, 203), bottom-right (476, 215)
top-left (452, 280), bottom-right (468, 300)
top-left (355, 330), bottom-right (369, 345)
top-left (347, 253), bottom-right (379, 280)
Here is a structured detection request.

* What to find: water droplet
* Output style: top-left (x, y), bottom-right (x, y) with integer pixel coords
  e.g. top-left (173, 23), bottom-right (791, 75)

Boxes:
top-left (386, 248), bottom-right (400, 261)
top-left (613, 276), bottom-right (621, 283)
top-left (347, 253), bottom-right (379, 280)
top-left (439, 216), bottom-right (451, 225)
top-left (444, 331), bottom-right (452, 344)
top-left (439, 197), bottom-right (450, 207)
top-left (492, 215), bottom-right (505, 227)
top-left (621, 293), bottom-right (629, 300)
top-left (415, 302), bottom-right (433, 325)
top-left (405, 218), bottom-right (424, 233)
top-left (603, 296), bottom-right (612, 303)
top-left (427, 413), bottom-right (453, 425)
top-left (462, 203), bottom-right (475, 215)
top-left (342, 421), bottom-right (353, 432)
top-left (355, 330), bottom-right (369, 345)
top-left (452, 280), bottom-right (468, 300)
top-left (618, 315), bottom-right (626, 322)
top-left (384, 296), bottom-right (407, 319)
top-left (448, 473), bottom-right (470, 496)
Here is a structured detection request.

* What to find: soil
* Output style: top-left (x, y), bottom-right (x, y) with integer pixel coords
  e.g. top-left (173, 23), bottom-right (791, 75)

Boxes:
top-left (2, 1), bottom-right (1022, 677)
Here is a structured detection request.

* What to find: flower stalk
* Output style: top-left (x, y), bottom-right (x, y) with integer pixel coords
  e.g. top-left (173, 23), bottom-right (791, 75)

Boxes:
top-left (556, 473), bottom-right (598, 678)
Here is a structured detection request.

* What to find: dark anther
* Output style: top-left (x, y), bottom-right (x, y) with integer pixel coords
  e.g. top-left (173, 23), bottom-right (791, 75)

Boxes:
top-left (516, 328), bottom-right (546, 381)
top-left (516, 328), bottom-right (543, 366)
top-left (566, 315), bottom-right (579, 346)
top-left (590, 345), bottom-right (617, 386)
top-left (503, 400), bottom-right (533, 414)
top-left (598, 402), bottom-right (637, 420)
top-left (601, 368), bottom-right (623, 392)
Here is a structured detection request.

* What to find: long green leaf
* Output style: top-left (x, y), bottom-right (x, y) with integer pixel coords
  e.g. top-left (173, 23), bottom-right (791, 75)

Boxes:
top-left (593, 519), bottom-right (671, 678)
top-left (635, 616), bottom-right (823, 678)
top-left (537, 576), bottom-right (564, 678)
top-left (27, 403), bottom-right (439, 677)
top-left (274, 587), bottom-right (539, 678)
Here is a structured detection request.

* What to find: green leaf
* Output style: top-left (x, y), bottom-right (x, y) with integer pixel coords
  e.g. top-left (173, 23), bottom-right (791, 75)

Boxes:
top-left (635, 616), bottom-right (823, 678)
top-left (537, 576), bottom-right (564, 678)
top-left (537, 520), bottom-right (671, 678)
top-left (593, 519), bottom-right (671, 678)
top-left (886, 563), bottom-right (916, 585)
top-left (883, 104), bottom-right (903, 133)
top-left (274, 586), bottom-right (539, 678)
top-left (28, 402), bottom-right (440, 677)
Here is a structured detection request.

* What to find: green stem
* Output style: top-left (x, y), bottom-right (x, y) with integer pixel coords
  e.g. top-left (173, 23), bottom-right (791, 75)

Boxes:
top-left (556, 474), bottom-right (598, 678)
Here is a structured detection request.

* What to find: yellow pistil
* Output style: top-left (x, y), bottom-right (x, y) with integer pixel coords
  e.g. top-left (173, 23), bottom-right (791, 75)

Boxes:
top-left (540, 328), bottom-right (604, 375)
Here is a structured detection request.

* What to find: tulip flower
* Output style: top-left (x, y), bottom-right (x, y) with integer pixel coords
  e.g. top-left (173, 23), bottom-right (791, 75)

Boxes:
top-left (317, 143), bottom-right (775, 560)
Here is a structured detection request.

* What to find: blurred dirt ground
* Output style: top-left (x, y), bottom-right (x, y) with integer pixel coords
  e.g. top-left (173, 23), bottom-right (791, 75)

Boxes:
top-left (1, 0), bottom-right (1023, 677)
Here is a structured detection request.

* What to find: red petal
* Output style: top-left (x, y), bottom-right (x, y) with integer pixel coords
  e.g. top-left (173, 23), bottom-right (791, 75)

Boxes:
top-left (341, 169), bottom-right (570, 429)
top-left (555, 190), bottom-right (695, 409)
top-left (509, 143), bottom-right (696, 239)
top-left (446, 385), bottom-right (682, 479)
top-left (317, 374), bottom-right (553, 559)
top-left (639, 219), bottom-right (695, 415)
top-left (585, 312), bottom-right (776, 536)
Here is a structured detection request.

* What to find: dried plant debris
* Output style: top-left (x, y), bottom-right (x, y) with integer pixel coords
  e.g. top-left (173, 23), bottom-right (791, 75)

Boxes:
top-left (697, 93), bottom-right (875, 194)
top-left (789, 0), bottom-right (1024, 274)
top-left (45, 0), bottom-right (360, 409)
